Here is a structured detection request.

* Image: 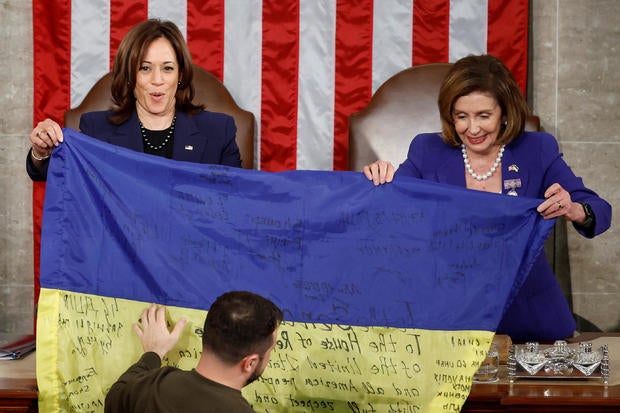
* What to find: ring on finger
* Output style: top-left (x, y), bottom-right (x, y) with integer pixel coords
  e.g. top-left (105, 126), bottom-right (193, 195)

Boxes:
top-left (557, 201), bottom-right (563, 209)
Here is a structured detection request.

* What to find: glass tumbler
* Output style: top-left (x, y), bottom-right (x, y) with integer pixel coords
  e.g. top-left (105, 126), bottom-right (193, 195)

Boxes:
top-left (473, 342), bottom-right (499, 382)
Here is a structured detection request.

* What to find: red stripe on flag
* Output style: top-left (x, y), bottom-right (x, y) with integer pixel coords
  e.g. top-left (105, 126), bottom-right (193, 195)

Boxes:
top-left (260, 1), bottom-right (300, 171)
top-left (335, 0), bottom-right (373, 171)
top-left (412, 0), bottom-right (450, 65)
top-left (32, 179), bottom-right (45, 315)
top-left (110, 0), bottom-right (148, 68)
top-left (33, 1), bottom-right (71, 124)
top-left (487, 0), bottom-right (529, 96)
top-left (187, 0), bottom-right (225, 79)
top-left (32, 0), bottom-right (72, 314)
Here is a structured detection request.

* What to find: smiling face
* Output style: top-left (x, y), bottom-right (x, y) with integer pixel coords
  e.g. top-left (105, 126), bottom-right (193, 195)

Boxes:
top-left (452, 91), bottom-right (504, 156)
top-left (134, 36), bottom-right (179, 125)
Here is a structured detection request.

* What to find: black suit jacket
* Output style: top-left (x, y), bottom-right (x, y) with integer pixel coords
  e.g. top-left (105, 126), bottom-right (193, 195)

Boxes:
top-left (27, 109), bottom-right (242, 181)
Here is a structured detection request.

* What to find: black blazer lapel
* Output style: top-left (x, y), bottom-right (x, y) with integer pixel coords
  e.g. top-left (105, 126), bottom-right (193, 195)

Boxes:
top-left (172, 113), bottom-right (207, 163)
top-left (111, 112), bottom-right (143, 152)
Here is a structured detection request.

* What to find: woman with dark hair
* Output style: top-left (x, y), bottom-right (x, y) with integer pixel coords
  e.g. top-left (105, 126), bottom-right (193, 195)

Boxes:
top-left (363, 54), bottom-right (611, 342)
top-left (27, 19), bottom-right (241, 181)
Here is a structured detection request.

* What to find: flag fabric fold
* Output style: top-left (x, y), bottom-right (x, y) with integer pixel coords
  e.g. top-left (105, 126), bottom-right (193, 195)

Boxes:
top-left (37, 130), bottom-right (553, 412)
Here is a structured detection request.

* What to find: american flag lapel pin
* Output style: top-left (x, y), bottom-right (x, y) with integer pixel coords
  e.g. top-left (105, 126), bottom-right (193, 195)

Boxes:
top-left (185, 145), bottom-right (194, 151)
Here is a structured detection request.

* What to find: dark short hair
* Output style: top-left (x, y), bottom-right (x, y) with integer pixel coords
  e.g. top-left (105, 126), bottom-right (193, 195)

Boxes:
top-left (109, 18), bottom-right (203, 124)
top-left (203, 291), bottom-right (283, 364)
top-left (437, 54), bottom-right (530, 147)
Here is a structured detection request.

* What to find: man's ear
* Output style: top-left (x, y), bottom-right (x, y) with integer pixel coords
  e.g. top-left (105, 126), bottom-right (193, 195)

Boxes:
top-left (241, 353), bottom-right (260, 373)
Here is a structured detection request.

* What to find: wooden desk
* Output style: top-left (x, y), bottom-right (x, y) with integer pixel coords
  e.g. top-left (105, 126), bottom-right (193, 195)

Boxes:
top-left (0, 335), bottom-right (617, 412)
top-left (463, 376), bottom-right (620, 412)
top-left (0, 352), bottom-right (37, 412)
top-left (463, 334), bottom-right (620, 412)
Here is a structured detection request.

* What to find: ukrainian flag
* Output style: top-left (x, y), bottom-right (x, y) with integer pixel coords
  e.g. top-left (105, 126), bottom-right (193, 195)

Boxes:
top-left (36, 130), bottom-right (553, 412)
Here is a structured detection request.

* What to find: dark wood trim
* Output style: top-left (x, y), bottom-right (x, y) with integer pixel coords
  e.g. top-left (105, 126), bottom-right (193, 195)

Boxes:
top-left (0, 377), bottom-right (38, 412)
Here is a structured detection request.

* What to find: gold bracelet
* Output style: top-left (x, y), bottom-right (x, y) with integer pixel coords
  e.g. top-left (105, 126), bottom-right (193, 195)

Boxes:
top-left (31, 148), bottom-right (51, 161)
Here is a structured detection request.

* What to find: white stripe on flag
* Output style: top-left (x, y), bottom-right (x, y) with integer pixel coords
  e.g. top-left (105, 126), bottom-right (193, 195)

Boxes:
top-left (64, 0), bottom-right (508, 170)
top-left (372, 1), bottom-right (413, 93)
top-left (224, 0), bottom-right (263, 168)
top-left (449, 0), bottom-right (488, 62)
top-left (70, 0), bottom-right (110, 107)
top-left (296, 0), bottom-right (336, 171)
top-left (149, 0), bottom-right (188, 37)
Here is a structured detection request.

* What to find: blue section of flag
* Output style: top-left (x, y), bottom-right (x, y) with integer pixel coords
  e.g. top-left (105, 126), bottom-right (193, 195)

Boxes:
top-left (40, 130), bottom-right (554, 331)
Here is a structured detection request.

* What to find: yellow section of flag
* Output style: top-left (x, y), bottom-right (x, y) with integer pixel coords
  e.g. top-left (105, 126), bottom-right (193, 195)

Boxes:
top-left (37, 288), bottom-right (493, 412)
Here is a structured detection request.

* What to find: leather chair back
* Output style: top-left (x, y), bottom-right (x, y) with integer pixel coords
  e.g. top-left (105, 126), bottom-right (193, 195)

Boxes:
top-left (348, 63), bottom-right (540, 171)
top-left (64, 65), bottom-right (255, 169)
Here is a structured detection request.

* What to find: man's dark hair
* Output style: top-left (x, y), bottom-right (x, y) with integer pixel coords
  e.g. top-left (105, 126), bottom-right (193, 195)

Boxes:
top-left (203, 291), bottom-right (283, 364)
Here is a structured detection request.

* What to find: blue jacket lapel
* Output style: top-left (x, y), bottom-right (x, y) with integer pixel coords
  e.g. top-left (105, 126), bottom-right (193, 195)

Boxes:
top-left (500, 145), bottom-right (528, 196)
top-left (436, 145), bottom-right (466, 187)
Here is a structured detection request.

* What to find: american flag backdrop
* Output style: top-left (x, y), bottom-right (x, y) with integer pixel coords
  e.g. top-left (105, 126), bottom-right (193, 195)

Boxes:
top-left (32, 0), bottom-right (529, 303)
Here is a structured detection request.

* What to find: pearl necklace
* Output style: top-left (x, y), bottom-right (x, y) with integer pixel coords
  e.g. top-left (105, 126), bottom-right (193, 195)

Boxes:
top-left (461, 144), bottom-right (505, 181)
top-left (140, 116), bottom-right (176, 150)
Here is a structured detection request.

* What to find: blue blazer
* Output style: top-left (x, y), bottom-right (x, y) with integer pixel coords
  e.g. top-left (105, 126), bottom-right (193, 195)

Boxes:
top-left (396, 131), bottom-right (612, 341)
top-left (27, 110), bottom-right (242, 181)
